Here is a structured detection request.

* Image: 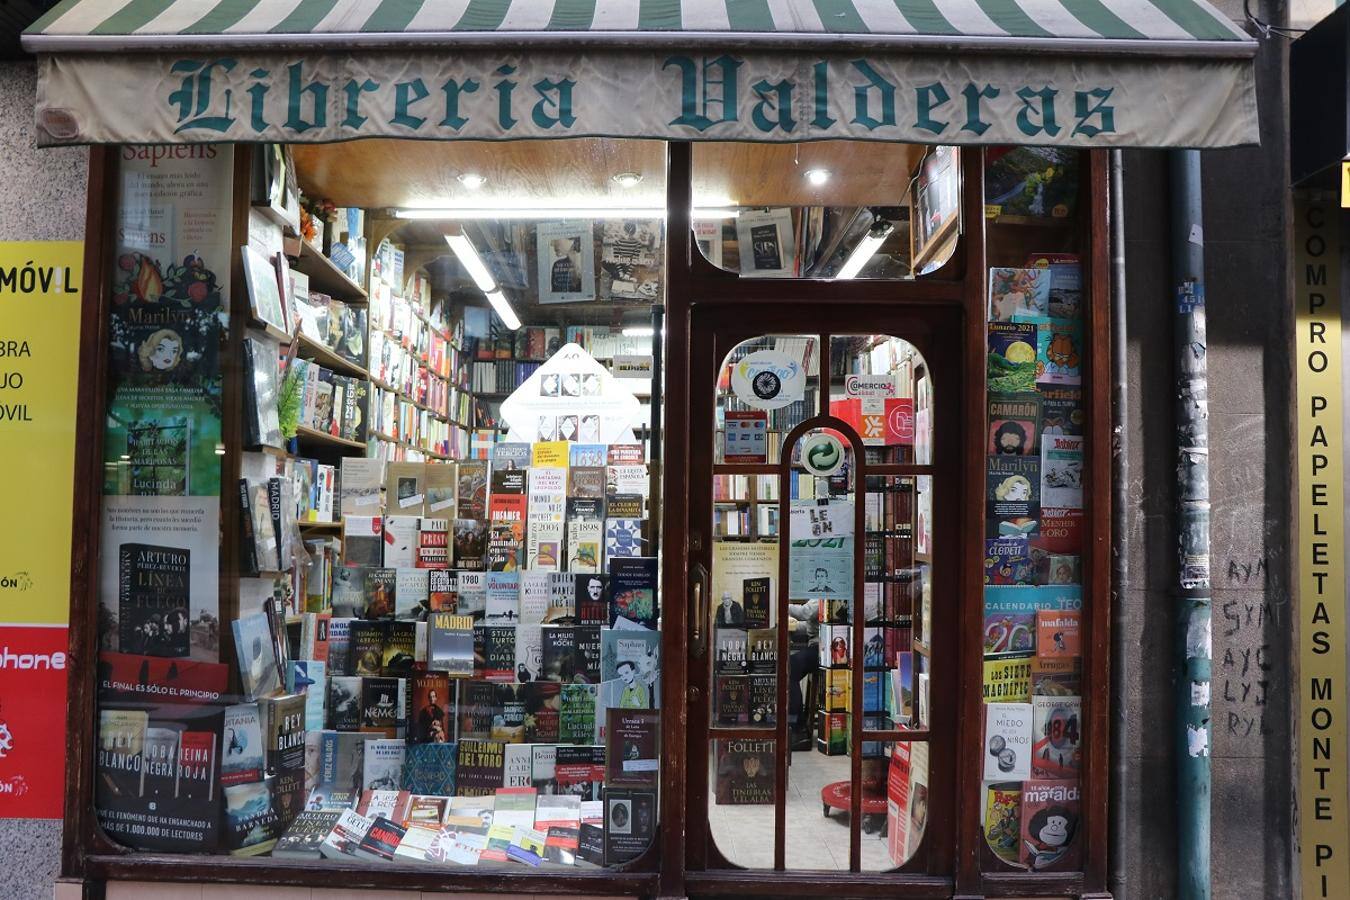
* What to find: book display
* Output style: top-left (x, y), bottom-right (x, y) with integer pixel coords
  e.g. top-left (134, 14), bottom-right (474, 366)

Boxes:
top-left (977, 147), bottom-right (1087, 872)
top-left (90, 142), bottom-right (663, 872)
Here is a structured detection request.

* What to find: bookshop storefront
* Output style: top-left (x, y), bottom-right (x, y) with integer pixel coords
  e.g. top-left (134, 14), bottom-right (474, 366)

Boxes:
top-left (24, 2), bottom-right (1257, 898)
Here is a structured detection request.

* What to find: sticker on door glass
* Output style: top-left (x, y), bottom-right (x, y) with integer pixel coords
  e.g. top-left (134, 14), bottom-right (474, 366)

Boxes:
top-left (730, 350), bottom-right (805, 410)
top-left (799, 432), bottom-right (845, 476)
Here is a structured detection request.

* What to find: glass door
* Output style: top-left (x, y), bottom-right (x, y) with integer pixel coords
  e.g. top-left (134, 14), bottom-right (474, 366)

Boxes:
top-left (685, 306), bottom-right (961, 884)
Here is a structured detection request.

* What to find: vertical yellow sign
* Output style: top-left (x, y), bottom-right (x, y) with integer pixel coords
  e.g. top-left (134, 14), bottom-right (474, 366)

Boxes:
top-left (0, 243), bottom-right (81, 626)
top-left (1294, 193), bottom-right (1349, 899)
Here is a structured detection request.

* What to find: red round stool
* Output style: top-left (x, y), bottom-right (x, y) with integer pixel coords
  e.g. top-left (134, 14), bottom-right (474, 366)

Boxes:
top-left (821, 780), bottom-right (889, 835)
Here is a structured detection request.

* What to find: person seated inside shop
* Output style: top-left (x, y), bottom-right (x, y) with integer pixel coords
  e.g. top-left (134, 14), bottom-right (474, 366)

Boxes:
top-left (787, 598), bottom-right (820, 751)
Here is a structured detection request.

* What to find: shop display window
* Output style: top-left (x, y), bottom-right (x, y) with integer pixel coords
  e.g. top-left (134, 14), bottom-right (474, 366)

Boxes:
top-left (92, 138), bottom-right (668, 869)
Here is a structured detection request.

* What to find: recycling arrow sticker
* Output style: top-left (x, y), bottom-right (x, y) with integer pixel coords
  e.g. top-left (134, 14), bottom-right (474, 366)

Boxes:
top-left (800, 433), bottom-right (846, 476)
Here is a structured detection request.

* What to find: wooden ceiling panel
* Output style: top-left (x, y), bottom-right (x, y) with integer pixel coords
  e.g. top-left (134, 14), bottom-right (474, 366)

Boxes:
top-left (292, 138), bottom-right (926, 211)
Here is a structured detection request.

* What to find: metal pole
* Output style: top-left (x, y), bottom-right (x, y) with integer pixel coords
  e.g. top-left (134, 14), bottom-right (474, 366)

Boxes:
top-left (1169, 148), bottom-right (1212, 900)
top-left (1108, 148), bottom-right (1131, 900)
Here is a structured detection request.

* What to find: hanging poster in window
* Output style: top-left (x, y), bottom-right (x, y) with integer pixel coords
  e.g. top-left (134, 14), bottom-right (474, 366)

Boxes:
top-left (711, 542), bottom-right (778, 630)
top-left (729, 349), bottom-right (805, 411)
top-left (98, 495), bottom-right (221, 663)
top-left (499, 343), bottom-right (640, 444)
top-left (735, 208), bottom-right (796, 278)
top-left (599, 219), bottom-right (662, 301)
top-left (105, 145), bottom-right (233, 498)
top-left (536, 220), bottom-right (595, 304)
top-left (788, 537), bottom-right (853, 601)
top-left (694, 220), bottom-right (723, 268)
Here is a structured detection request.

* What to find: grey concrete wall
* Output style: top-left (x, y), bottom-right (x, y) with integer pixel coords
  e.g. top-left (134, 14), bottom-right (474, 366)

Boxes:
top-left (1116, 11), bottom-right (1293, 899)
top-left (0, 59), bottom-right (87, 900)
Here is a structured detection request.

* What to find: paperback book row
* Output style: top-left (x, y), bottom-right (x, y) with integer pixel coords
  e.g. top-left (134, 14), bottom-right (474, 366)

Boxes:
top-left (93, 648), bottom-right (658, 866)
top-left (289, 274), bottom-right (368, 370)
top-left (477, 324), bottom-right (653, 366)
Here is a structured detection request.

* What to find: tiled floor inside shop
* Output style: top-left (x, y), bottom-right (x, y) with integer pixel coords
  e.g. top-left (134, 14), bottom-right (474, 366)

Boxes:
top-left (708, 746), bottom-right (901, 871)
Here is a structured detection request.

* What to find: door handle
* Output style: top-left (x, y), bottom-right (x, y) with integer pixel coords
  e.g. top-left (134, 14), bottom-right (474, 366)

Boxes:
top-left (689, 561), bottom-right (710, 659)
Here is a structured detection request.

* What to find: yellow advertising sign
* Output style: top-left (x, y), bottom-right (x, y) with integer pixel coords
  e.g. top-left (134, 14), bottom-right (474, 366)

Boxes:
top-left (1294, 193), bottom-right (1350, 899)
top-left (0, 242), bottom-right (81, 625)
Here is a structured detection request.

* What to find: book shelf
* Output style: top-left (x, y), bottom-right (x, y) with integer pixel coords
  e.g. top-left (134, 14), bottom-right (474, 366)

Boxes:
top-left (293, 238), bottom-right (369, 302)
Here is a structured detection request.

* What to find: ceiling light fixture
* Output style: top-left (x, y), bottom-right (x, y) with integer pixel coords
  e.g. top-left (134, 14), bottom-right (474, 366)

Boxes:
top-left (611, 172), bottom-right (644, 188)
top-left (485, 290), bottom-right (522, 331)
top-left (621, 326), bottom-right (656, 338)
top-left (804, 168), bottom-right (831, 186)
top-left (399, 206), bottom-right (739, 220)
top-left (457, 173), bottom-right (487, 189)
top-left (445, 234), bottom-right (497, 293)
top-left (836, 221), bottom-right (895, 280)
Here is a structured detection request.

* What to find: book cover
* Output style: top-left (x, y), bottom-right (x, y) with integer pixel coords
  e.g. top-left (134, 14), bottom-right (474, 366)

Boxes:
top-left (1035, 609), bottom-right (1081, 658)
top-left (1031, 694), bottom-right (1082, 779)
top-left (1040, 434), bottom-right (1084, 510)
top-left (328, 675), bottom-right (362, 731)
top-left (569, 443), bottom-right (607, 467)
top-left (360, 676), bottom-right (402, 736)
top-left (566, 518), bottom-right (604, 573)
top-left (988, 266), bottom-right (1050, 321)
top-left (987, 455), bottom-right (1040, 539)
top-left (607, 556), bottom-right (658, 628)
top-left (385, 461), bottom-right (426, 514)
top-left (985, 537), bottom-right (1035, 586)
top-left (409, 671), bottom-right (451, 744)
top-left (1032, 655), bottom-right (1082, 697)
top-left (984, 610), bottom-right (1036, 656)
top-left (1039, 386), bottom-right (1083, 437)
top-left (603, 788), bottom-right (655, 865)
top-left (262, 692), bottom-right (306, 776)
top-left (515, 623), bottom-right (544, 682)
top-left (117, 543), bottom-right (191, 658)
top-left (984, 782), bottom-right (1023, 867)
top-left (273, 809), bottom-right (341, 859)
top-left (522, 681), bottom-right (562, 743)
top-left (988, 392), bottom-right (1041, 456)
top-left (542, 625), bottom-right (578, 682)
top-left (1036, 319), bottom-right (1082, 386)
top-left (605, 518), bottom-right (644, 559)
top-left (554, 745), bottom-right (605, 800)
top-left (394, 567), bottom-right (431, 620)
top-left (574, 625), bottom-right (602, 683)
top-left (354, 815), bottom-right (407, 862)
top-left (349, 620), bottom-right (386, 676)
top-left (605, 708), bottom-right (659, 788)
top-left (503, 743), bottom-right (533, 787)
top-left (715, 629), bottom-right (748, 677)
top-left (343, 516), bottom-right (384, 568)
top-left (318, 808), bottom-right (374, 860)
top-left (457, 460), bottom-right (489, 520)
top-left (427, 613), bottom-right (475, 677)
top-left (381, 620), bottom-right (417, 676)
top-left (317, 730), bottom-right (366, 795)
top-left (485, 570), bottom-right (521, 623)
top-left (748, 674), bottom-right (776, 727)
top-left (715, 674), bottom-right (749, 726)
top-left (474, 625), bottom-right (517, 682)
top-left (559, 683), bottom-right (599, 745)
top-left (1020, 779), bottom-right (1081, 871)
top-left (518, 571), bottom-right (551, 623)
top-left (983, 656), bottom-right (1033, 703)
top-left (982, 701), bottom-right (1033, 781)
top-left (987, 322), bottom-right (1038, 394)
top-left (340, 457), bottom-right (384, 517)
top-left (714, 738), bottom-right (775, 804)
top-left (575, 573), bottom-right (607, 625)
top-left (232, 613), bottom-right (280, 700)
top-left (742, 576), bottom-right (770, 629)
top-left (223, 778), bottom-right (281, 856)
top-left (601, 628), bottom-right (660, 709)
top-left (382, 515), bottom-right (420, 568)
top-left (453, 519), bottom-right (489, 570)
top-left (362, 738), bottom-right (407, 791)
top-left (456, 740), bottom-right (506, 796)
top-left (746, 628), bottom-right (776, 674)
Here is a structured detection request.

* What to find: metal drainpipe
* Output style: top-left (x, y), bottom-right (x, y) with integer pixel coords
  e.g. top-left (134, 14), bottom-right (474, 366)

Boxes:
top-left (1170, 148), bottom-right (1212, 900)
top-left (1108, 148), bottom-right (1130, 900)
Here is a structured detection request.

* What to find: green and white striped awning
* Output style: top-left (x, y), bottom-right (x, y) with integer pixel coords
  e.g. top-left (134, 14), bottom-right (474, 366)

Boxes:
top-left (22, 0), bottom-right (1259, 147)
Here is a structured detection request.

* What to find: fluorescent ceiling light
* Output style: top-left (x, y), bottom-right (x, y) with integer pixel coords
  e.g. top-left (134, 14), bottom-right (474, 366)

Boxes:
top-left (804, 168), bottom-right (831, 186)
top-left (457, 173), bottom-right (486, 189)
top-left (611, 172), bottom-right (644, 188)
top-left (485, 290), bottom-right (522, 331)
top-left (401, 206), bottom-right (739, 220)
top-left (621, 326), bottom-right (656, 337)
top-left (445, 234), bottom-right (497, 293)
top-left (836, 222), bottom-right (895, 280)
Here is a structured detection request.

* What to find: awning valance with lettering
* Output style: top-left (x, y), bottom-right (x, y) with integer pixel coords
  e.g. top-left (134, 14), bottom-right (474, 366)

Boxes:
top-left (22, 0), bottom-right (1258, 148)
